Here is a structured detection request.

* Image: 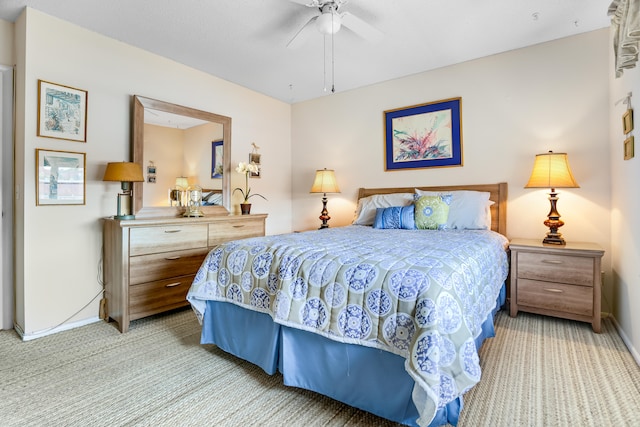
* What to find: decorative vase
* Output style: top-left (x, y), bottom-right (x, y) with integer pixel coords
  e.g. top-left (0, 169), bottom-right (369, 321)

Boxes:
top-left (240, 203), bottom-right (252, 215)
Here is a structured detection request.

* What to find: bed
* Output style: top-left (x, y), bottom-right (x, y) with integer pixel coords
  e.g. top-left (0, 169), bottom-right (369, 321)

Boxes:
top-left (187, 183), bottom-right (509, 427)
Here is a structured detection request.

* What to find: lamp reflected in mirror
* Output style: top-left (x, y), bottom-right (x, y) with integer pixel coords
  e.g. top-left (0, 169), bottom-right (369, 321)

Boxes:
top-left (170, 176), bottom-right (189, 207)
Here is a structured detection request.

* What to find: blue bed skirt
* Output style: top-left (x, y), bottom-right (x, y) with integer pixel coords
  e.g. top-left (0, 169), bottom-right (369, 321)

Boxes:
top-left (201, 285), bottom-right (506, 427)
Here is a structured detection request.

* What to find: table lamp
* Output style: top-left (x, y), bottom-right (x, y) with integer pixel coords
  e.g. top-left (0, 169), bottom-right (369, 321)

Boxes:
top-left (525, 151), bottom-right (579, 245)
top-left (103, 162), bottom-right (144, 220)
top-left (310, 168), bottom-right (340, 229)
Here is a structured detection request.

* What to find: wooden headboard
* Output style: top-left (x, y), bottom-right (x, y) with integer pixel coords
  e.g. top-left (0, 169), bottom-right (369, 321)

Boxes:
top-left (357, 182), bottom-right (508, 236)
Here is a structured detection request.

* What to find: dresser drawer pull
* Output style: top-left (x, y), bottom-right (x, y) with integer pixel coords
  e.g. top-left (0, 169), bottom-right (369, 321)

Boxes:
top-left (164, 230), bottom-right (181, 234)
top-left (165, 282), bottom-right (181, 288)
top-left (541, 259), bottom-right (563, 265)
top-left (232, 225), bottom-right (246, 228)
top-left (165, 256), bottom-right (181, 260)
top-left (543, 288), bottom-right (564, 293)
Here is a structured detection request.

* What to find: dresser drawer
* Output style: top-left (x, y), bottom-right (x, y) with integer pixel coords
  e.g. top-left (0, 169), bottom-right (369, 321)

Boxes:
top-left (517, 278), bottom-right (593, 317)
top-left (517, 252), bottom-right (594, 287)
top-left (129, 275), bottom-right (194, 321)
top-left (130, 224), bottom-right (208, 256)
top-left (129, 248), bottom-right (209, 285)
top-left (208, 218), bottom-right (264, 246)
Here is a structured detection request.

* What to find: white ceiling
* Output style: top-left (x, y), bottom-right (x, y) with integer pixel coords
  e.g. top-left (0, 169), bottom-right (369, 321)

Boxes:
top-left (0, 0), bottom-right (612, 104)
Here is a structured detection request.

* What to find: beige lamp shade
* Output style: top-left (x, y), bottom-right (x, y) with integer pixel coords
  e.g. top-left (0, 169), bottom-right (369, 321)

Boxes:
top-left (525, 151), bottom-right (579, 189)
top-left (310, 168), bottom-right (340, 194)
top-left (175, 177), bottom-right (189, 188)
top-left (103, 162), bottom-right (144, 182)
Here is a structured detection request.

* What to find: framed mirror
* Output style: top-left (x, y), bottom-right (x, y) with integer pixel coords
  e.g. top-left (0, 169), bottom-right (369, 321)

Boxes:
top-left (132, 95), bottom-right (231, 218)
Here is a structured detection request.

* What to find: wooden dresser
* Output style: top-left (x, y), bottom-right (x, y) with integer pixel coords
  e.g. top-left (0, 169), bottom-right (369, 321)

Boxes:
top-left (103, 214), bottom-right (267, 332)
top-left (509, 238), bottom-right (604, 332)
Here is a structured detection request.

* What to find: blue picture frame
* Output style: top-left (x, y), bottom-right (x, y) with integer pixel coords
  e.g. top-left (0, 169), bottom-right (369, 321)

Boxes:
top-left (211, 140), bottom-right (223, 178)
top-left (384, 97), bottom-right (462, 171)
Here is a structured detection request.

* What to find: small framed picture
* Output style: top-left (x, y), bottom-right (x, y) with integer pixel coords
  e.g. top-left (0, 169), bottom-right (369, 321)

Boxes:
top-left (211, 140), bottom-right (223, 178)
top-left (37, 80), bottom-right (88, 142)
top-left (623, 109), bottom-right (634, 134)
top-left (624, 136), bottom-right (634, 160)
top-left (36, 149), bottom-right (86, 205)
top-left (249, 153), bottom-right (261, 178)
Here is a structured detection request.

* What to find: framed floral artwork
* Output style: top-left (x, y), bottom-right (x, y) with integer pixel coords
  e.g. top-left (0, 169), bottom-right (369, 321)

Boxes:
top-left (37, 80), bottom-right (88, 142)
top-left (36, 149), bottom-right (86, 205)
top-left (384, 97), bottom-right (463, 171)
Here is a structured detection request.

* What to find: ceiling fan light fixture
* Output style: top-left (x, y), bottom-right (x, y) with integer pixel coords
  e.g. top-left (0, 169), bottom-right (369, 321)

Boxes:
top-left (316, 11), bottom-right (341, 35)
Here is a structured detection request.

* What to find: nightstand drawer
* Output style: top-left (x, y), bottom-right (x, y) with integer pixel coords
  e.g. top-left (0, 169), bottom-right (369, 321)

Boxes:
top-left (130, 224), bottom-right (208, 256)
top-left (517, 278), bottom-right (593, 317)
top-left (129, 248), bottom-right (209, 285)
top-left (517, 252), bottom-right (594, 287)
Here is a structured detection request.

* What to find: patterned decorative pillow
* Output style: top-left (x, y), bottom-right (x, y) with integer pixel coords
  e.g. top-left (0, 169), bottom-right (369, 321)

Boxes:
top-left (414, 189), bottom-right (492, 229)
top-left (352, 193), bottom-right (415, 226)
top-left (414, 195), bottom-right (450, 230)
top-left (373, 206), bottom-right (416, 230)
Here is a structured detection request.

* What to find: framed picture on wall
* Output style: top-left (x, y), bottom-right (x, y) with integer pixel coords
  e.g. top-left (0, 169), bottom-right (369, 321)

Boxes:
top-left (211, 140), bottom-right (223, 178)
top-left (623, 109), bottom-right (634, 134)
top-left (624, 136), bottom-right (634, 160)
top-left (37, 80), bottom-right (88, 142)
top-left (384, 97), bottom-right (463, 171)
top-left (36, 149), bottom-right (86, 205)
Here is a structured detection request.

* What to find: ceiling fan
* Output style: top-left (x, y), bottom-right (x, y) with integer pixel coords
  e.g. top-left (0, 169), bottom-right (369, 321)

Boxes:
top-left (287, 0), bottom-right (383, 49)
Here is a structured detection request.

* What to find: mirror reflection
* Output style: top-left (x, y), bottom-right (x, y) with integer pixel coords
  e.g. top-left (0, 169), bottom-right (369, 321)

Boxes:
top-left (143, 109), bottom-right (224, 207)
top-left (132, 96), bottom-right (231, 218)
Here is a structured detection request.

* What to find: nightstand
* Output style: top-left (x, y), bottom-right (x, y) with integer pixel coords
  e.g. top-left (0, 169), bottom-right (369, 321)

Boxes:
top-left (509, 238), bottom-right (604, 333)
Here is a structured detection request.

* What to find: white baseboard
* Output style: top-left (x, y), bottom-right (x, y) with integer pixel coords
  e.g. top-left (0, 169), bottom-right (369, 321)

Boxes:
top-left (15, 316), bottom-right (102, 341)
top-left (609, 314), bottom-right (640, 367)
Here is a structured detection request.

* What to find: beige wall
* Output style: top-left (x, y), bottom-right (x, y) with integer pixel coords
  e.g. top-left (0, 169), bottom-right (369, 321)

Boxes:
top-left (143, 124), bottom-right (185, 207)
top-left (13, 8), bottom-right (292, 337)
top-left (0, 18), bottom-right (13, 65)
top-left (291, 29), bottom-right (614, 324)
top-left (609, 29), bottom-right (640, 362)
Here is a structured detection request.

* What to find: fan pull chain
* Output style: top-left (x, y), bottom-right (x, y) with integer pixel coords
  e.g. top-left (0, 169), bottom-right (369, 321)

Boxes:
top-left (322, 6), bottom-right (336, 94)
top-left (323, 34), bottom-right (328, 92)
top-left (331, 15), bottom-right (335, 93)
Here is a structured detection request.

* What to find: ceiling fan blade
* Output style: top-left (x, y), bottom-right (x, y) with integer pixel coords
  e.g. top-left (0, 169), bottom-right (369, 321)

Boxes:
top-left (287, 15), bottom-right (319, 49)
top-left (288, 0), bottom-right (323, 7)
top-left (340, 11), bottom-right (383, 41)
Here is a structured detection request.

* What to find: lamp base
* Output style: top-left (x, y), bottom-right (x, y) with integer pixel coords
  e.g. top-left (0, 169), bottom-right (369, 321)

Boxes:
top-left (543, 235), bottom-right (566, 245)
top-left (542, 189), bottom-right (566, 245)
top-left (114, 214), bottom-right (136, 220)
top-left (183, 210), bottom-right (204, 218)
top-left (318, 194), bottom-right (330, 229)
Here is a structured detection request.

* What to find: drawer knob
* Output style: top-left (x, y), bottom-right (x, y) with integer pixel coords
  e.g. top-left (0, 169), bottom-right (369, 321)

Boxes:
top-left (233, 225), bottom-right (246, 228)
top-left (165, 282), bottom-right (181, 288)
top-left (543, 288), bottom-right (564, 293)
top-left (165, 256), bottom-right (181, 260)
top-left (541, 259), bottom-right (563, 265)
top-left (164, 230), bottom-right (181, 233)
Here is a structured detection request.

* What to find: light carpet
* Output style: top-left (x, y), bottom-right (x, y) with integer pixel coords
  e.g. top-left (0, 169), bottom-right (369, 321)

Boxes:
top-left (1, 309), bottom-right (639, 426)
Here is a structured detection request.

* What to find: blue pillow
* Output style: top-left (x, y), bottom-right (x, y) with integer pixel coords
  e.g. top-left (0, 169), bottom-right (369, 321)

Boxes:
top-left (373, 206), bottom-right (416, 230)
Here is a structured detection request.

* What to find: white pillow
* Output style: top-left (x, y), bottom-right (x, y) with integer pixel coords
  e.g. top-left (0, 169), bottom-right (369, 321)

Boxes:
top-left (414, 189), bottom-right (493, 230)
top-left (353, 193), bottom-right (415, 226)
